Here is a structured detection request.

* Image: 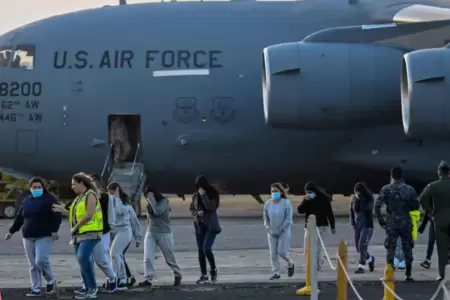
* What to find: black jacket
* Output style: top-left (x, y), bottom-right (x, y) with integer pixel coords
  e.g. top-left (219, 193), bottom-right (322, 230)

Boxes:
top-left (10, 193), bottom-right (62, 238)
top-left (190, 192), bottom-right (221, 235)
top-left (297, 194), bottom-right (335, 229)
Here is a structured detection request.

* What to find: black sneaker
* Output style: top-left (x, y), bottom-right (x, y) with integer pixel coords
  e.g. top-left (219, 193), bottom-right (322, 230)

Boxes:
top-left (355, 268), bottom-right (364, 274)
top-left (46, 282), bottom-right (56, 294)
top-left (26, 290), bottom-right (41, 297)
top-left (107, 279), bottom-right (117, 293)
top-left (74, 288), bottom-right (86, 295)
top-left (405, 276), bottom-right (414, 282)
top-left (75, 288), bottom-right (98, 299)
top-left (420, 260), bottom-right (431, 269)
top-left (270, 273), bottom-right (280, 280)
top-left (368, 257), bottom-right (375, 272)
top-left (117, 280), bottom-right (128, 290)
top-left (196, 275), bottom-right (209, 284)
top-left (174, 276), bottom-right (182, 286)
top-left (210, 269), bottom-right (219, 283)
top-left (138, 279), bottom-right (152, 287)
top-left (437, 276), bottom-right (443, 281)
top-left (127, 276), bottom-right (136, 288)
top-left (288, 264), bottom-right (295, 277)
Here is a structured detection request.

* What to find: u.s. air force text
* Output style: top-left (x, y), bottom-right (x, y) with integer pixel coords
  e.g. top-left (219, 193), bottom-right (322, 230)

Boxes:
top-left (53, 50), bottom-right (223, 69)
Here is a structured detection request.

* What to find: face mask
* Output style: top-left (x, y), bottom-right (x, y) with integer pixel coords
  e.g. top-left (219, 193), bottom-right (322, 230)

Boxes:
top-left (31, 189), bottom-right (43, 198)
top-left (308, 193), bottom-right (316, 199)
top-left (272, 192), bottom-right (281, 200)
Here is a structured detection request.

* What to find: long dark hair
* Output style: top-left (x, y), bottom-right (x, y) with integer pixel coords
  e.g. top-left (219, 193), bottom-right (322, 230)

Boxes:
top-left (195, 175), bottom-right (219, 206)
top-left (28, 177), bottom-right (49, 194)
top-left (107, 181), bottom-right (131, 205)
top-left (304, 181), bottom-right (332, 201)
top-left (144, 185), bottom-right (164, 202)
top-left (354, 182), bottom-right (373, 202)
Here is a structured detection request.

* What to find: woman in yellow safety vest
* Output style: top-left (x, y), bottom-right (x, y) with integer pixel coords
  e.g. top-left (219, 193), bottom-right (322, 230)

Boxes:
top-left (52, 172), bottom-right (104, 300)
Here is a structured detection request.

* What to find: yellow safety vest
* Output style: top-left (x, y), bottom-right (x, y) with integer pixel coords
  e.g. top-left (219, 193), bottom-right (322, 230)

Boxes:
top-left (69, 189), bottom-right (103, 234)
top-left (409, 210), bottom-right (421, 241)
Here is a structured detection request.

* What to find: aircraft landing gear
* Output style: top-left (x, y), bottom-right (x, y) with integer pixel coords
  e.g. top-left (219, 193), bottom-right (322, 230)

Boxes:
top-left (177, 194), bottom-right (186, 201)
top-left (0, 202), bottom-right (16, 219)
top-left (250, 193), bottom-right (264, 204)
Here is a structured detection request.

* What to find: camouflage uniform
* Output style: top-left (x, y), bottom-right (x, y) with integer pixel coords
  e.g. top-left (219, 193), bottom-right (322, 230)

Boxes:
top-left (110, 118), bottom-right (131, 164)
top-left (375, 181), bottom-right (419, 274)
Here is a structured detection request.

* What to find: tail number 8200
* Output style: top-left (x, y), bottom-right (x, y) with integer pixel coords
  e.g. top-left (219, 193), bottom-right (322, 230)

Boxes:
top-left (0, 82), bottom-right (42, 97)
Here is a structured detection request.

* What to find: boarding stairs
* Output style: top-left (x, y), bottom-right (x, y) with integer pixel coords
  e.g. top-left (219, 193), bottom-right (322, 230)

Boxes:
top-left (101, 142), bottom-right (146, 215)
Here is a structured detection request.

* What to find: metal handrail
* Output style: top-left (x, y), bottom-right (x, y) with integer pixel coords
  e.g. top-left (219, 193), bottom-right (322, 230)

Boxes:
top-left (130, 142), bottom-right (141, 175)
top-left (101, 143), bottom-right (113, 179)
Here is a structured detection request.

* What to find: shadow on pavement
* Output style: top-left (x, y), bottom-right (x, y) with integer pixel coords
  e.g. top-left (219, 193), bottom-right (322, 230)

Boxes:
top-left (0, 281), bottom-right (442, 300)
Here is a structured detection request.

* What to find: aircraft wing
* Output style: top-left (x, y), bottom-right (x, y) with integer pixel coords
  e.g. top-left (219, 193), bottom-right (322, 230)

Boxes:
top-left (393, 4), bottom-right (450, 23)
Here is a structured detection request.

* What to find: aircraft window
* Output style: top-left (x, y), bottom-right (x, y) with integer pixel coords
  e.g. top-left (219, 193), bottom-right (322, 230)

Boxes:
top-left (0, 46), bottom-right (13, 68)
top-left (12, 44), bottom-right (35, 70)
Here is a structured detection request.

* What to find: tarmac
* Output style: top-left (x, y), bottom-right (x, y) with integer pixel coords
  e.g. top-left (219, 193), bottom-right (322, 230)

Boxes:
top-left (0, 197), bottom-right (442, 299)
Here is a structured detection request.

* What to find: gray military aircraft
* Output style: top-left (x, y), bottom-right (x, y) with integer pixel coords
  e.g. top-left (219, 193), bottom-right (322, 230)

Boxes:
top-left (0, 0), bottom-right (450, 206)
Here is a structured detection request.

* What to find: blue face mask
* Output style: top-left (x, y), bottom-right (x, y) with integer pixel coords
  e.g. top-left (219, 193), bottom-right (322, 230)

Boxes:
top-left (272, 192), bottom-right (281, 200)
top-left (308, 193), bottom-right (316, 199)
top-left (31, 189), bottom-right (43, 198)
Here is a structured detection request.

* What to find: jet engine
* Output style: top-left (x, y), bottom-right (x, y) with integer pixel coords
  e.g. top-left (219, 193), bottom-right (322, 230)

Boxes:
top-left (262, 42), bottom-right (405, 129)
top-left (401, 48), bottom-right (449, 139)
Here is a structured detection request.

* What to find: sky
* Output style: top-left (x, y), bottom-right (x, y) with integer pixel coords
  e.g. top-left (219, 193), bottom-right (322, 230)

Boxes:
top-left (0, 0), bottom-right (153, 34)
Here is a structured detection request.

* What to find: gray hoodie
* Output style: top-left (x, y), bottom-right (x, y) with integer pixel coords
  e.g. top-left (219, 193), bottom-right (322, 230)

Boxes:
top-left (263, 198), bottom-right (293, 236)
top-left (146, 197), bottom-right (171, 235)
top-left (112, 197), bottom-right (142, 241)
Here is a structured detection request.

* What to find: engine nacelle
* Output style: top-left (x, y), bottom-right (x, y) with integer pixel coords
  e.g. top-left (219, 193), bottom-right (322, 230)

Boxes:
top-left (262, 42), bottom-right (405, 129)
top-left (401, 48), bottom-right (449, 139)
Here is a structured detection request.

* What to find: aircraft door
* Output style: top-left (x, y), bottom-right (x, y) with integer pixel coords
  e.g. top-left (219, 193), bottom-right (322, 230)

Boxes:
top-left (108, 114), bottom-right (142, 164)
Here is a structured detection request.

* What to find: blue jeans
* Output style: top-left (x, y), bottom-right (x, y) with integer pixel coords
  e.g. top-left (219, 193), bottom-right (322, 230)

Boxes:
top-left (196, 225), bottom-right (217, 275)
top-left (74, 239), bottom-right (100, 290)
top-left (426, 224), bottom-right (436, 260)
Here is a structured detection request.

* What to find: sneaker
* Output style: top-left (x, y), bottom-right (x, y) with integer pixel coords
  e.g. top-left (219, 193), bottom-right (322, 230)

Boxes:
top-left (138, 279), bottom-right (152, 287)
top-left (26, 289), bottom-right (41, 297)
top-left (75, 288), bottom-right (98, 299)
top-left (196, 275), bottom-right (209, 284)
top-left (210, 269), bottom-right (219, 283)
top-left (174, 276), bottom-right (182, 286)
top-left (46, 282), bottom-right (56, 294)
top-left (106, 279), bottom-right (117, 293)
top-left (74, 288), bottom-right (86, 295)
top-left (117, 279), bottom-right (128, 290)
top-left (288, 264), bottom-right (295, 277)
top-left (355, 268), bottom-right (364, 274)
top-left (420, 260), bottom-right (431, 269)
top-left (368, 256), bottom-right (375, 272)
top-left (269, 273), bottom-right (280, 280)
top-left (405, 276), bottom-right (414, 282)
top-left (437, 276), bottom-right (443, 281)
top-left (127, 276), bottom-right (136, 288)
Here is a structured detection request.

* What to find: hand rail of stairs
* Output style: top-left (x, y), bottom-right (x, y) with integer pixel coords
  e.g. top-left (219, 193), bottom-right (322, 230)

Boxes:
top-left (129, 142), bottom-right (141, 176)
top-left (101, 143), bottom-right (114, 182)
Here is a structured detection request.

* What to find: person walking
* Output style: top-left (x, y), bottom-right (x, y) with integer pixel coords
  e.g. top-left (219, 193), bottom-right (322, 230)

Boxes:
top-left (52, 173), bottom-right (104, 299)
top-left (5, 177), bottom-right (62, 296)
top-left (189, 175), bottom-right (221, 284)
top-left (419, 161), bottom-right (450, 281)
top-left (375, 167), bottom-right (419, 281)
top-left (264, 183), bottom-right (295, 280)
top-left (107, 181), bottom-right (142, 290)
top-left (297, 181), bottom-right (336, 272)
top-left (75, 174), bottom-right (118, 293)
top-left (418, 213), bottom-right (436, 269)
top-left (350, 182), bottom-right (375, 274)
top-left (139, 185), bottom-right (182, 287)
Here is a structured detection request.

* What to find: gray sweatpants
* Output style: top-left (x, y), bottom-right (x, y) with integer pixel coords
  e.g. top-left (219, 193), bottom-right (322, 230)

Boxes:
top-left (143, 232), bottom-right (182, 281)
top-left (110, 228), bottom-right (132, 280)
top-left (23, 237), bottom-right (54, 290)
top-left (268, 230), bottom-right (294, 274)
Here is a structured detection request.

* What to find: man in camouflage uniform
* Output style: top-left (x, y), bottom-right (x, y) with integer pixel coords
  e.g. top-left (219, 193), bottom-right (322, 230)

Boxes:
top-left (419, 161), bottom-right (450, 281)
top-left (375, 166), bottom-right (420, 281)
top-left (110, 117), bottom-right (131, 164)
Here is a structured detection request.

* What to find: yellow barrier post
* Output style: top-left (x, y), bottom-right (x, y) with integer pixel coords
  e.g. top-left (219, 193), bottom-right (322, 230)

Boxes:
top-left (296, 232), bottom-right (311, 295)
top-left (337, 240), bottom-right (348, 300)
top-left (383, 264), bottom-right (395, 300)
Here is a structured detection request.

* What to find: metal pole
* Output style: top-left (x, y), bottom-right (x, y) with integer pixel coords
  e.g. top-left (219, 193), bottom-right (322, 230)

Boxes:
top-left (309, 215), bottom-right (318, 300)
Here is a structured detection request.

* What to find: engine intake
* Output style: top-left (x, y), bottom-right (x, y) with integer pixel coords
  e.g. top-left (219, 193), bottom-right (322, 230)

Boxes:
top-left (262, 42), bottom-right (405, 129)
top-left (401, 48), bottom-right (448, 139)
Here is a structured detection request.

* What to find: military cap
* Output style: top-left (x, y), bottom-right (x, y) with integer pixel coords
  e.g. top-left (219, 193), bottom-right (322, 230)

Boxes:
top-left (438, 161), bottom-right (450, 171)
